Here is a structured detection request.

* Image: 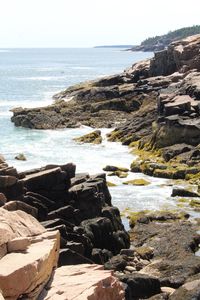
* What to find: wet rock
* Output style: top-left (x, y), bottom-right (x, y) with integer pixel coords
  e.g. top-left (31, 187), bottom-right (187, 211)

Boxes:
top-left (123, 179), bottom-right (151, 186)
top-left (74, 129), bottom-right (102, 144)
top-left (15, 153), bottom-right (27, 161)
top-left (171, 187), bottom-right (200, 198)
top-left (103, 165), bottom-right (129, 172)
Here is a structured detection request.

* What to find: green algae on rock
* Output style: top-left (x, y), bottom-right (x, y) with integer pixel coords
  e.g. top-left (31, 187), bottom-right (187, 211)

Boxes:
top-left (73, 130), bottom-right (102, 144)
top-left (123, 179), bottom-right (151, 186)
top-left (103, 165), bottom-right (129, 172)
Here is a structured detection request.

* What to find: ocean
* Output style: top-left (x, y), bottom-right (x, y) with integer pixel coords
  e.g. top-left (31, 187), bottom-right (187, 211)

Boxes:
top-left (0, 48), bottom-right (179, 220)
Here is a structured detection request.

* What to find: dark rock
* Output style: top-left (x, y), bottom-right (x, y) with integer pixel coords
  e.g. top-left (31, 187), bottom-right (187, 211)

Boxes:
top-left (0, 175), bottom-right (17, 188)
top-left (0, 180), bottom-right (24, 200)
top-left (130, 218), bottom-right (200, 288)
top-left (41, 218), bottom-right (74, 232)
top-left (25, 192), bottom-right (56, 210)
top-left (169, 279), bottom-right (200, 300)
top-left (23, 167), bottom-right (68, 192)
top-left (0, 193), bottom-right (7, 206)
top-left (58, 248), bottom-right (93, 267)
top-left (3, 200), bottom-right (38, 218)
top-left (70, 173), bottom-right (89, 186)
top-left (118, 273), bottom-right (161, 299)
top-left (81, 217), bottom-right (129, 255)
top-left (91, 248), bottom-right (113, 264)
top-left (161, 144), bottom-right (194, 161)
top-left (47, 205), bottom-right (75, 221)
top-left (171, 188), bottom-right (200, 198)
top-left (66, 242), bottom-right (84, 255)
top-left (104, 255), bottom-right (128, 271)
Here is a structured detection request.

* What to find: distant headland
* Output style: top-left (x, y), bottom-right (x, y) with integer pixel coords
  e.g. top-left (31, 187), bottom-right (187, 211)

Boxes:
top-left (130, 25), bottom-right (200, 52)
top-left (94, 45), bottom-right (134, 49)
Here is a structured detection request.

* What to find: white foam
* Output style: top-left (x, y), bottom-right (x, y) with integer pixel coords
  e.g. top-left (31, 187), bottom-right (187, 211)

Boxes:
top-left (0, 49), bottom-right (10, 53)
top-left (16, 76), bottom-right (65, 81)
top-left (71, 66), bottom-right (93, 70)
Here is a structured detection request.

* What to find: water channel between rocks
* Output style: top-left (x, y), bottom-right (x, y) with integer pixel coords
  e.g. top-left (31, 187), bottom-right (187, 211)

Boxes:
top-left (2, 126), bottom-right (184, 230)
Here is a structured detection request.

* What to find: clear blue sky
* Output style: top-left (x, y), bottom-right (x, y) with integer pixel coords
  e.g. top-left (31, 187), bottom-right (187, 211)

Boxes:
top-left (0, 0), bottom-right (199, 47)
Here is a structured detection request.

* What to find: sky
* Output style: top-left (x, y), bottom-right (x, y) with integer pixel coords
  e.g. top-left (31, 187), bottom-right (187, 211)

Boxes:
top-left (0, 0), bottom-right (200, 48)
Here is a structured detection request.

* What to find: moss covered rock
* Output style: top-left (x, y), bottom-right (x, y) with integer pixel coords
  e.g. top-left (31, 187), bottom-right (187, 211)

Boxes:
top-left (103, 165), bottom-right (129, 172)
top-left (74, 130), bottom-right (102, 144)
top-left (108, 171), bottom-right (128, 178)
top-left (15, 153), bottom-right (27, 161)
top-left (123, 179), bottom-right (151, 186)
top-left (106, 181), bottom-right (117, 187)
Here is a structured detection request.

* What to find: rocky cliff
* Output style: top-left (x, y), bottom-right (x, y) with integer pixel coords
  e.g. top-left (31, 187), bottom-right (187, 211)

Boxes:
top-left (0, 155), bottom-right (128, 299)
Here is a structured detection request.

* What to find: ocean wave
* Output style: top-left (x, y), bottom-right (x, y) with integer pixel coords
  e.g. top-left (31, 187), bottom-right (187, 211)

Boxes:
top-left (0, 111), bottom-right (12, 116)
top-left (16, 76), bottom-right (66, 81)
top-left (71, 66), bottom-right (93, 70)
top-left (0, 49), bottom-right (11, 53)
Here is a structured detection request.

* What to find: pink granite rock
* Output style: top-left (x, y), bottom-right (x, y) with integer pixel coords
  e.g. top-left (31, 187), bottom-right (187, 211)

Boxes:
top-left (0, 208), bottom-right (60, 300)
top-left (0, 207), bottom-right (45, 246)
top-left (39, 264), bottom-right (125, 300)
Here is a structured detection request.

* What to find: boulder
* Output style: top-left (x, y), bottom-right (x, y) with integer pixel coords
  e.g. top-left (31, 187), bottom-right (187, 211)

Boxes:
top-left (104, 255), bottom-right (128, 271)
top-left (118, 273), bottom-right (160, 300)
top-left (0, 230), bottom-right (60, 300)
top-left (169, 279), bottom-right (200, 299)
top-left (0, 208), bottom-right (60, 300)
top-left (74, 130), bottom-right (102, 144)
top-left (0, 208), bottom-right (45, 245)
top-left (39, 264), bottom-right (125, 300)
top-left (171, 187), bottom-right (200, 198)
top-left (15, 153), bottom-right (27, 161)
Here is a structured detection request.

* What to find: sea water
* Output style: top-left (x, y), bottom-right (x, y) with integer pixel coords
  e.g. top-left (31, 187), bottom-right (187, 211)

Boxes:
top-left (0, 48), bottom-right (178, 219)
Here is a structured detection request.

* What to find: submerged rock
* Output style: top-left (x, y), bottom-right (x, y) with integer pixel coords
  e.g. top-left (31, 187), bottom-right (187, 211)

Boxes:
top-left (123, 179), bottom-right (151, 186)
top-left (15, 153), bottom-right (27, 161)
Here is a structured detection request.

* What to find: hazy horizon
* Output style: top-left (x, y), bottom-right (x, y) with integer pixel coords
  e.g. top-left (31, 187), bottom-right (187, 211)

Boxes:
top-left (0, 0), bottom-right (200, 48)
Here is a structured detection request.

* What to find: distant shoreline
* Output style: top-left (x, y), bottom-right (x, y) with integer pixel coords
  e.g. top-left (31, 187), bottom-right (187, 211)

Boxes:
top-left (94, 45), bottom-right (134, 49)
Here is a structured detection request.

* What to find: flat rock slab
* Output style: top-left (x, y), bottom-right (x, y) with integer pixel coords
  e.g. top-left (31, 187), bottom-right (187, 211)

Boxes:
top-left (39, 264), bottom-right (125, 300)
top-left (0, 230), bottom-right (60, 300)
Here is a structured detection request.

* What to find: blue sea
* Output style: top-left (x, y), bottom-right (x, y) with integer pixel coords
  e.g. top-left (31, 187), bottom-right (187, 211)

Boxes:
top-left (0, 48), bottom-right (180, 216)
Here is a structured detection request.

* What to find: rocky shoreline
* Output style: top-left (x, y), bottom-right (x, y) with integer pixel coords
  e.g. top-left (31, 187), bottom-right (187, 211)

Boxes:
top-left (2, 34), bottom-right (200, 299)
top-left (1, 156), bottom-right (200, 299)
